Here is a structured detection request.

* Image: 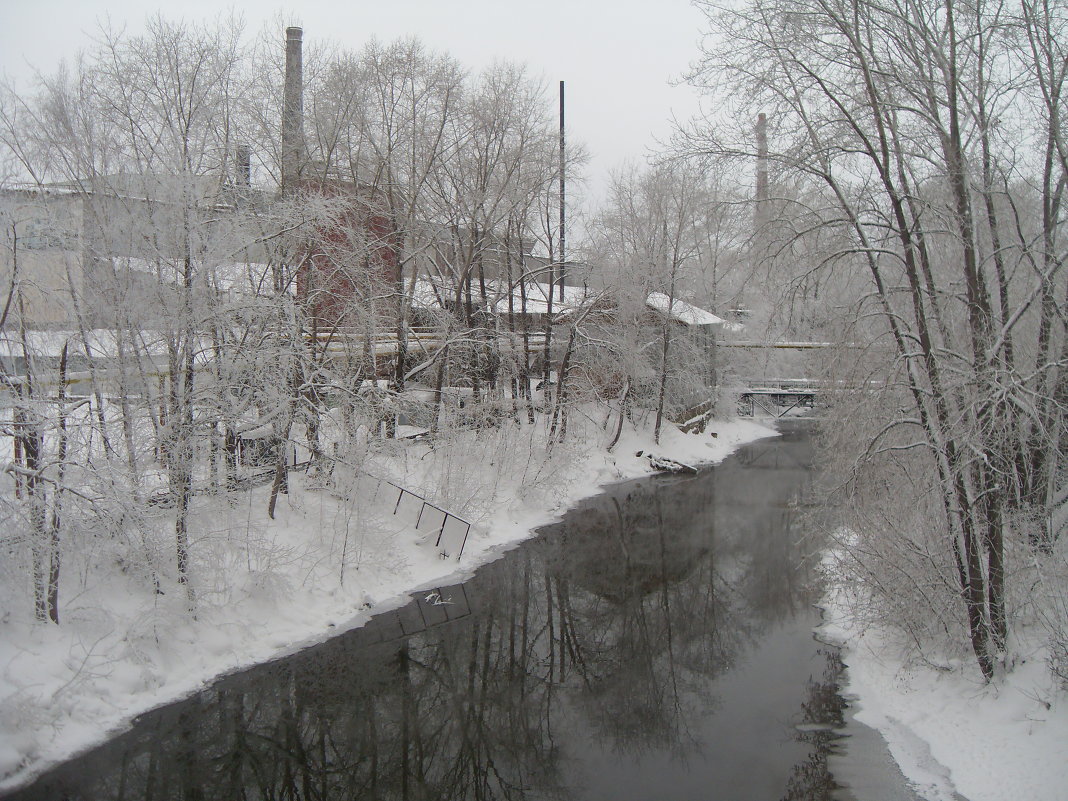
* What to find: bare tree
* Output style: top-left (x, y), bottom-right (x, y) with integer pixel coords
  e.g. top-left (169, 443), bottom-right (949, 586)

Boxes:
top-left (686, 0), bottom-right (1068, 678)
top-left (589, 161), bottom-right (722, 443)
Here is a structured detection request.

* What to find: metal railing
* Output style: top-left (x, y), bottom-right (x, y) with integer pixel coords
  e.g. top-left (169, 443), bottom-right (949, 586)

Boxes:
top-left (353, 472), bottom-right (472, 560)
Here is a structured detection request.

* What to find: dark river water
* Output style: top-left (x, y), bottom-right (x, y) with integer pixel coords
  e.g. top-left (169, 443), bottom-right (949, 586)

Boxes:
top-left (6, 423), bottom-right (920, 801)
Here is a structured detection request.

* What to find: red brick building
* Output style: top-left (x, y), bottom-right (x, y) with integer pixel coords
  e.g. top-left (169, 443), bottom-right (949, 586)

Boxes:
top-left (294, 181), bottom-right (400, 333)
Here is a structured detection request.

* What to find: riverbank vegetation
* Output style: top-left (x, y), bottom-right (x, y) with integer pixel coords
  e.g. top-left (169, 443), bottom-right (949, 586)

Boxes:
top-left (0, 17), bottom-right (756, 786)
top-left (683, 0), bottom-right (1068, 684)
top-left (0, 17), bottom-right (740, 630)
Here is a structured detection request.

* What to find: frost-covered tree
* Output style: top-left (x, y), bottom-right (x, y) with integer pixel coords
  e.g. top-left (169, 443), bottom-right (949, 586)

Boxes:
top-left (0, 15), bottom-right (610, 631)
top-left (686, 0), bottom-right (1068, 678)
top-left (589, 160), bottom-right (727, 442)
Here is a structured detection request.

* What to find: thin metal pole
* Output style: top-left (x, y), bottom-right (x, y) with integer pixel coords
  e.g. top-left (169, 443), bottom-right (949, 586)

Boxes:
top-left (558, 80), bottom-right (566, 302)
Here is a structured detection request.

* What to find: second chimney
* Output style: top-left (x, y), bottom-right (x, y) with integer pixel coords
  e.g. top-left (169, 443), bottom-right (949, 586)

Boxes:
top-left (755, 112), bottom-right (769, 205)
top-left (236, 144), bottom-right (251, 189)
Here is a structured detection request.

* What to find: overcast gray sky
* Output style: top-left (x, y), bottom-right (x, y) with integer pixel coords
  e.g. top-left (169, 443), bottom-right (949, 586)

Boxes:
top-left (0, 0), bottom-right (710, 205)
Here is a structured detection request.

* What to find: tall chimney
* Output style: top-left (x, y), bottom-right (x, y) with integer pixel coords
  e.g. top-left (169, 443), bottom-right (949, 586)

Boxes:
top-left (755, 112), bottom-right (769, 206)
top-left (236, 144), bottom-right (251, 189)
top-left (282, 26), bottom-right (305, 192)
top-left (754, 111), bottom-right (771, 259)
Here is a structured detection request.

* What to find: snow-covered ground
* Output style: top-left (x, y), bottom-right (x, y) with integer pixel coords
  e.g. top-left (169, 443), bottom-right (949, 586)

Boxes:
top-left (820, 561), bottom-right (1068, 801)
top-left (8, 412), bottom-right (1060, 801)
top-left (0, 413), bottom-right (775, 793)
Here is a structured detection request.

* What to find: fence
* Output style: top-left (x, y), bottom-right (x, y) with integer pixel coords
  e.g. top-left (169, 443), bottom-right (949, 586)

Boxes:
top-left (351, 472), bottom-right (472, 560)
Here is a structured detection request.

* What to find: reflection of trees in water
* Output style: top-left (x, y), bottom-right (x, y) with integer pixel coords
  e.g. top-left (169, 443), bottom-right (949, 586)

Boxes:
top-left (716, 433), bottom-right (825, 626)
top-left (11, 435), bottom-right (827, 801)
top-left (780, 649), bottom-right (847, 801)
top-left (544, 480), bottom-right (749, 758)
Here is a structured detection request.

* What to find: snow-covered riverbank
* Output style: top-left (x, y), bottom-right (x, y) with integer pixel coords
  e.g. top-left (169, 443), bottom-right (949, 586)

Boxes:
top-left (820, 566), bottom-right (1068, 801)
top-left (0, 415), bottom-right (775, 793)
top-left (7, 415), bottom-right (1061, 801)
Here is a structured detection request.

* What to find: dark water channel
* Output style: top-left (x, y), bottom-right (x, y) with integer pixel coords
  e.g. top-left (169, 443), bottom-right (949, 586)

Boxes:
top-left (7, 423), bottom-right (918, 801)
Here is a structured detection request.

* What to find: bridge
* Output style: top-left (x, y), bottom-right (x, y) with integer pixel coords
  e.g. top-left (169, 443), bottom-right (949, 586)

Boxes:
top-left (675, 381), bottom-right (820, 425)
top-left (736, 380), bottom-right (819, 418)
top-left (679, 375), bottom-right (872, 423)
top-left (733, 376), bottom-right (887, 418)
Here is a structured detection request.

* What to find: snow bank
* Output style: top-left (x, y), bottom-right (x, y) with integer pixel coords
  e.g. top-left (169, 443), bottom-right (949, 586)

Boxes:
top-left (820, 551), bottom-right (1068, 801)
top-left (0, 414), bottom-right (775, 792)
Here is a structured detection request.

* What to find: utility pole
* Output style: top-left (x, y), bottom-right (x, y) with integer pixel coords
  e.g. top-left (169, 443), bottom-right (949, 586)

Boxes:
top-left (755, 112), bottom-right (769, 209)
top-left (558, 80), bottom-right (566, 302)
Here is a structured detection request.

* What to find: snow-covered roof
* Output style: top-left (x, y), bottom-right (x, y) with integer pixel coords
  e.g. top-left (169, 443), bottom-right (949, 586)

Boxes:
top-left (410, 277), bottom-right (595, 315)
top-left (411, 280), bottom-right (741, 331)
top-left (645, 292), bottom-right (726, 327)
top-left (411, 277), bottom-right (448, 310)
top-left (37, 173), bottom-right (227, 203)
top-left (494, 281), bottom-right (593, 315)
top-left (114, 256), bottom-right (278, 294)
top-left (0, 329), bottom-right (172, 359)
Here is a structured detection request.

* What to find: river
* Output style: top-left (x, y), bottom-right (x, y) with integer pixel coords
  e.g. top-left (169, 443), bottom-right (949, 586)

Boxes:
top-left (5, 422), bottom-right (921, 800)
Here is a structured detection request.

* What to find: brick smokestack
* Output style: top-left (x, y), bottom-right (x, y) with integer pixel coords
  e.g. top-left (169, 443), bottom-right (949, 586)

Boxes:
top-left (752, 112), bottom-right (771, 273)
top-left (236, 144), bottom-right (251, 189)
top-left (754, 112), bottom-right (770, 240)
top-left (282, 26), bottom-right (305, 192)
top-left (755, 112), bottom-right (769, 205)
